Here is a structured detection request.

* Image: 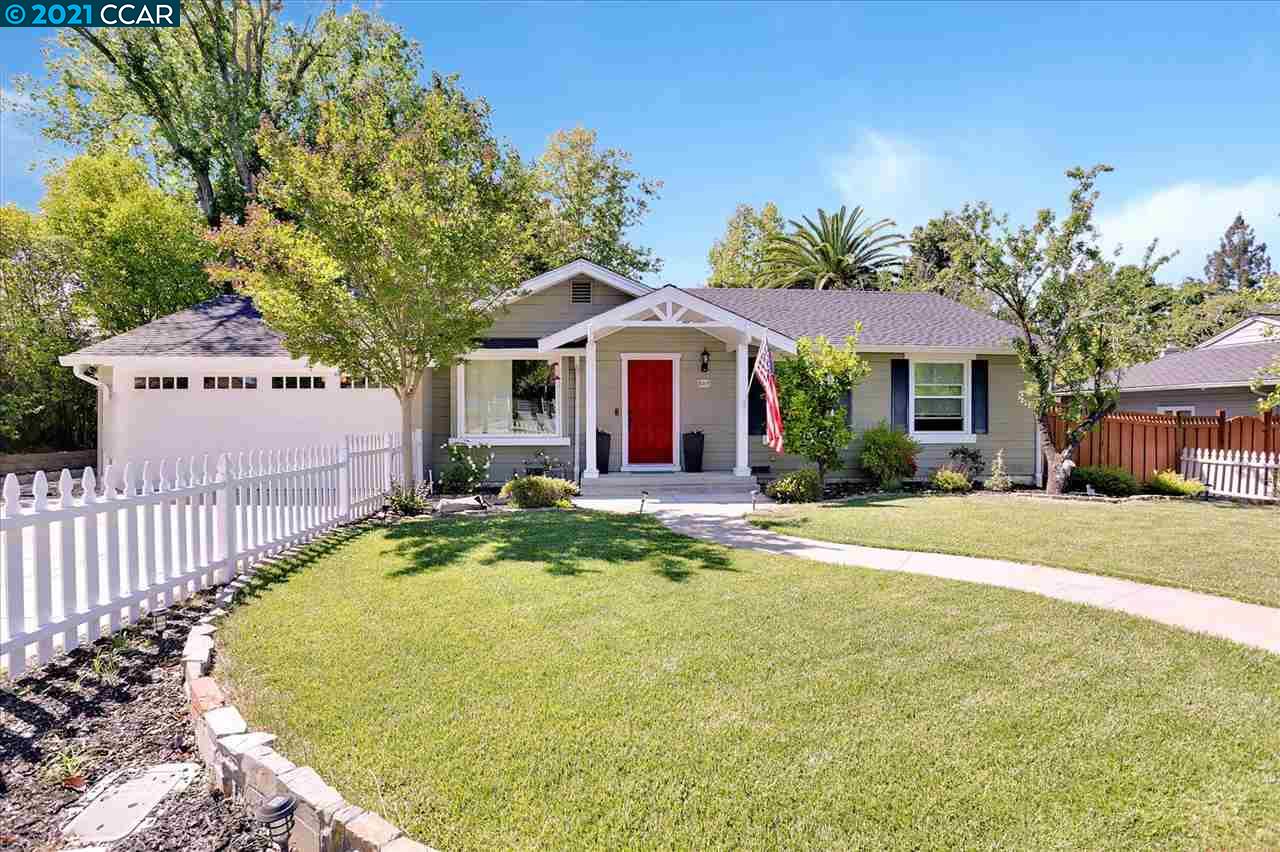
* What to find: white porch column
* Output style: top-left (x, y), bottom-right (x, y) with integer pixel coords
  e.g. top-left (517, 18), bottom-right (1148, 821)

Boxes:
top-left (574, 354), bottom-right (583, 482)
top-left (584, 328), bottom-right (600, 479)
top-left (734, 340), bottom-right (751, 476)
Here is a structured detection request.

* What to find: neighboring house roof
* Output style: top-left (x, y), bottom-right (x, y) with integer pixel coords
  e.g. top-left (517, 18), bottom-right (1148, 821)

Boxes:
top-left (687, 288), bottom-right (1021, 352)
top-left (1117, 339), bottom-right (1280, 391)
top-left (63, 294), bottom-right (289, 361)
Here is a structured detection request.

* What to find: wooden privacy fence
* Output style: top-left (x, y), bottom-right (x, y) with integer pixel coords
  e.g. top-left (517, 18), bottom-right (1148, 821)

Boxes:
top-left (0, 432), bottom-right (407, 679)
top-left (1181, 448), bottom-right (1279, 501)
top-left (1049, 409), bottom-right (1278, 482)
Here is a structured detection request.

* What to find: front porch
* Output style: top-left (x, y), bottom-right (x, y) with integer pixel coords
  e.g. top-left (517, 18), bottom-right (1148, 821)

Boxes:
top-left (538, 286), bottom-right (796, 481)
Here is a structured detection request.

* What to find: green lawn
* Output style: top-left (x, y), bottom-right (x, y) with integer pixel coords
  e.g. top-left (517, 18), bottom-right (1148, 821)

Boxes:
top-left (751, 494), bottom-right (1280, 607)
top-left (220, 511), bottom-right (1280, 851)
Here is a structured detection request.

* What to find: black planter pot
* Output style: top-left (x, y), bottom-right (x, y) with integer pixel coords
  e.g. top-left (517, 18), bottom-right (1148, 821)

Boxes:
top-left (682, 431), bottom-right (705, 473)
top-left (596, 430), bottom-right (612, 475)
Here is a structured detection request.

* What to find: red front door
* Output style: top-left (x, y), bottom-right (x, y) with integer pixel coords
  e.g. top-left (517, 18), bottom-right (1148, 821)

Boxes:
top-left (627, 359), bottom-right (674, 464)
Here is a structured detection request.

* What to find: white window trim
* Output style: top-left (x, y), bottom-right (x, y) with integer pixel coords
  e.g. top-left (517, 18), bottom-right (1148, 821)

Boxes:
top-left (620, 353), bottom-right (682, 472)
top-left (1156, 404), bottom-right (1197, 416)
top-left (454, 355), bottom-right (567, 446)
top-left (908, 356), bottom-right (976, 444)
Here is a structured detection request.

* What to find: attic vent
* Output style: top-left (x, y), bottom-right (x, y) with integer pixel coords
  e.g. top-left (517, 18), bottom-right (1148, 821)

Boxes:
top-left (571, 280), bottom-right (592, 304)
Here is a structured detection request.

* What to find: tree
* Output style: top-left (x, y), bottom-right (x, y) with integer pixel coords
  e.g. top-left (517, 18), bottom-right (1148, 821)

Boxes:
top-left (941, 166), bottom-right (1168, 494)
top-left (0, 207), bottom-right (96, 451)
top-left (1165, 280), bottom-right (1268, 348)
top-left (760, 206), bottom-right (904, 290)
top-left (707, 202), bottom-right (785, 287)
top-left (773, 334), bottom-right (871, 489)
top-left (1204, 214), bottom-right (1272, 291)
top-left (208, 80), bottom-right (533, 486)
top-left (528, 126), bottom-right (662, 279)
top-left (892, 209), bottom-right (995, 312)
top-left (41, 152), bottom-right (217, 336)
top-left (22, 2), bottom-right (420, 224)
top-left (1254, 277), bottom-right (1280, 413)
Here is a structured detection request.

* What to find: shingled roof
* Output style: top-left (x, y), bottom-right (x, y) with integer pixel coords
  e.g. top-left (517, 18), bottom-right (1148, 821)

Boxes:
top-left (68, 294), bottom-right (289, 359)
top-left (687, 288), bottom-right (1020, 350)
top-left (1117, 339), bottom-right (1280, 391)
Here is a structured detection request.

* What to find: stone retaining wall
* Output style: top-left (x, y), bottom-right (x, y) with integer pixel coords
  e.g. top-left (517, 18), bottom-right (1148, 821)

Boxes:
top-left (0, 449), bottom-right (96, 476)
top-left (183, 587), bottom-right (434, 851)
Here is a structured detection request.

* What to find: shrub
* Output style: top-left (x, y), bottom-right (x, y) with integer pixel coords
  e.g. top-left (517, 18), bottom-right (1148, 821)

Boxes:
top-left (499, 475), bottom-right (580, 508)
top-left (1066, 464), bottom-right (1139, 497)
top-left (439, 442), bottom-right (492, 495)
top-left (985, 449), bottom-right (1013, 492)
top-left (765, 468), bottom-right (822, 503)
top-left (858, 422), bottom-right (921, 487)
top-left (1146, 469), bottom-right (1206, 497)
top-left (929, 465), bottom-right (972, 493)
top-left (947, 446), bottom-right (985, 480)
top-left (386, 479), bottom-right (432, 515)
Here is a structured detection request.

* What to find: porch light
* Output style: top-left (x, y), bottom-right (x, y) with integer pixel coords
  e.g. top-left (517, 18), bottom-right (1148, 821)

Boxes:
top-left (255, 794), bottom-right (297, 851)
top-left (700, 348), bottom-right (710, 373)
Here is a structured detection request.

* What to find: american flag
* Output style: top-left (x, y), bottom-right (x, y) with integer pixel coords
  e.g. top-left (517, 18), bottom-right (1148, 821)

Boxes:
top-left (752, 336), bottom-right (785, 453)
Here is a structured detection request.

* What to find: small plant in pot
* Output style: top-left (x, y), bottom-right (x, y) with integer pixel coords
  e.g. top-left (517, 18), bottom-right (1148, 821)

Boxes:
top-left (522, 448), bottom-right (555, 477)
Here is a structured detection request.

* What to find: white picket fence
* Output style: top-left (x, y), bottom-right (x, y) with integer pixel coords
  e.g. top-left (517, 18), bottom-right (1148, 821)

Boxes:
top-left (0, 432), bottom-right (411, 679)
top-left (1180, 447), bottom-right (1280, 501)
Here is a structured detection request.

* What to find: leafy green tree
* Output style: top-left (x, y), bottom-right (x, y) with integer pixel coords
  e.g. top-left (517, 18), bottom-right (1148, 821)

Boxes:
top-left (1204, 214), bottom-right (1272, 291)
top-left (209, 80), bottom-right (533, 485)
top-left (760, 206), bottom-right (904, 290)
top-left (774, 334), bottom-right (871, 489)
top-left (1165, 280), bottom-right (1268, 347)
top-left (893, 209), bottom-right (994, 311)
top-left (1254, 277), bottom-right (1280, 413)
top-left (707, 202), bottom-right (784, 287)
top-left (41, 152), bottom-right (217, 336)
top-left (0, 207), bottom-right (96, 451)
top-left (22, 2), bottom-right (420, 224)
top-left (529, 126), bottom-right (662, 279)
top-left (941, 165), bottom-right (1168, 494)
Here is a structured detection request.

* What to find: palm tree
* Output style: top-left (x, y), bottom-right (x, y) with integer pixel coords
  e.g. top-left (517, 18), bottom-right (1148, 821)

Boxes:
top-left (759, 206), bottom-right (905, 289)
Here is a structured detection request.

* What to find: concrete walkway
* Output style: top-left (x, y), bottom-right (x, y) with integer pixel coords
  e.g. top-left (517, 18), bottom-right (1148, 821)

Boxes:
top-left (578, 495), bottom-right (1280, 655)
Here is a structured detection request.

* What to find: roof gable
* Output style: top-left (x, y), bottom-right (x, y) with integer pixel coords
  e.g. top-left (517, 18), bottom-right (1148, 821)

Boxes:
top-left (507, 259), bottom-right (651, 304)
top-left (1198, 315), bottom-right (1280, 349)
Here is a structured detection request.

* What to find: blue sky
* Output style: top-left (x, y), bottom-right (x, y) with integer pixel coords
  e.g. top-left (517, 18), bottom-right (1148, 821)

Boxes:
top-left (3, 0), bottom-right (1280, 285)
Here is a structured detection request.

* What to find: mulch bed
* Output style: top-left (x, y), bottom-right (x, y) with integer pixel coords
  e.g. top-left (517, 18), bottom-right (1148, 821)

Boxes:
top-left (0, 594), bottom-right (270, 851)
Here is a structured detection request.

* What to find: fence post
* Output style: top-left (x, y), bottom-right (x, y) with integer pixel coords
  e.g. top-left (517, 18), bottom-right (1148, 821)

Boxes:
top-left (215, 453), bottom-right (237, 579)
top-left (339, 437), bottom-right (351, 521)
top-left (1217, 409), bottom-right (1227, 448)
top-left (1174, 411), bottom-right (1185, 466)
top-left (1265, 410), bottom-right (1274, 457)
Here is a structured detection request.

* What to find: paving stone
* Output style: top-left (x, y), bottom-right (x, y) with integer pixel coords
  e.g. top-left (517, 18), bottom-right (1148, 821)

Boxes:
top-left (182, 633), bottom-right (214, 662)
top-left (336, 809), bottom-right (402, 851)
top-left (241, 745), bottom-right (296, 810)
top-left (62, 764), bottom-right (199, 845)
top-left (188, 676), bottom-right (226, 716)
top-left (277, 766), bottom-right (347, 852)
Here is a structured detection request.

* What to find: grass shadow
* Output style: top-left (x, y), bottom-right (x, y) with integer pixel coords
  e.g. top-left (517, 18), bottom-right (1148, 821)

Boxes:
top-left (385, 509), bottom-right (734, 581)
top-left (232, 521), bottom-right (385, 603)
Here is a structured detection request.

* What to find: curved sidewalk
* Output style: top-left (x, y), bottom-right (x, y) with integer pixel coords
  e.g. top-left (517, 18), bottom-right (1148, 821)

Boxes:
top-left (638, 499), bottom-right (1280, 655)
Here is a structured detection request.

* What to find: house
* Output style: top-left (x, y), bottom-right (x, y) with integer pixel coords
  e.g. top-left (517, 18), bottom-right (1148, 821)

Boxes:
top-left (59, 259), bottom-right (1040, 492)
top-left (1116, 306), bottom-right (1280, 417)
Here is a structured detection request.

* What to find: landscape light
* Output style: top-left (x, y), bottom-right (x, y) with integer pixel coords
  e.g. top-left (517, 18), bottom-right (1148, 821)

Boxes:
top-left (255, 794), bottom-right (297, 851)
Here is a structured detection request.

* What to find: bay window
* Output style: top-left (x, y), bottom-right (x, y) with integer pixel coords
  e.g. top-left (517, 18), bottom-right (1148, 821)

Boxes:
top-left (910, 360), bottom-right (970, 438)
top-left (461, 357), bottom-right (562, 440)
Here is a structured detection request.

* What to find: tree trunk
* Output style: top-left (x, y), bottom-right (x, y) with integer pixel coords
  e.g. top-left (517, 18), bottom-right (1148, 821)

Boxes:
top-left (1038, 417), bottom-right (1071, 495)
top-left (193, 169), bottom-right (218, 225)
top-left (399, 394), bottom-right (417, 487)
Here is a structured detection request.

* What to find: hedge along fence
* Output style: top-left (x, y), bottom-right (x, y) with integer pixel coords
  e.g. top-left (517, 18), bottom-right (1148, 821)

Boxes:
top-left (1048, 409), bottom-right (1278, 483)
top-left (0, 432), bottom-right (408, 679)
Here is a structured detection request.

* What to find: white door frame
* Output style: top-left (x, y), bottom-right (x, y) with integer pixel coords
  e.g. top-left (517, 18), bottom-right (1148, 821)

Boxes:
top-left (620, 353), bottom-right (681, 472)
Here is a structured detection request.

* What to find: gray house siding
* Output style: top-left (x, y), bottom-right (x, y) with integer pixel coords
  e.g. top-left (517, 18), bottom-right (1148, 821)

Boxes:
top-left (1117, 386), bottom-right (1273, 419)
top-left (488, 279), bottom-right (634, 338)
top-left (750, 353), bottom-right (1036, 483)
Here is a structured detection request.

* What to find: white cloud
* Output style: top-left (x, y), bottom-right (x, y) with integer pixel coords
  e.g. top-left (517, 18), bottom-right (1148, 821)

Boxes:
top-left (830, 131), bottom-right (930, 203)
top-left (1097, 177), bottom-right (1280, 280)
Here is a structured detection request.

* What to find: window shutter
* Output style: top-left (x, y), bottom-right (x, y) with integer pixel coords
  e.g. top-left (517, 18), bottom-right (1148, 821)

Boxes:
top-left (972, 359), bottom-right (989, 434)
top-left (571, 280), bottom-right (592, 304)
top-left (891, 359), bottom-right (909, 431)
